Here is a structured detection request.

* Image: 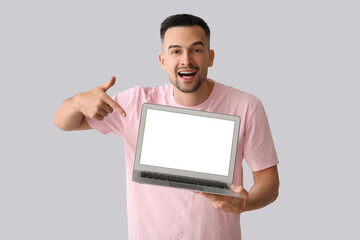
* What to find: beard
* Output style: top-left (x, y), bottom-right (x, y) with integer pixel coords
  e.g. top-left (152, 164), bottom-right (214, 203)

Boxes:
top-left (170, 68), bottom-right (208, 93)
top-left (172, 76), bottom-right (205, 93)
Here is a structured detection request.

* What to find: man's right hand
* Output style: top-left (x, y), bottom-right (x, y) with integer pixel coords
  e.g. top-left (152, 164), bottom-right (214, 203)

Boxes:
top-left (75, 76), bottom-right (126, 121)
top-left (54, 76), bottom-right (126, 131)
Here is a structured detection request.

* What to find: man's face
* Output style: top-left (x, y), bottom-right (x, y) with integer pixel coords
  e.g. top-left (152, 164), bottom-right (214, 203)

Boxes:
top-left (159, 26), bottom-right (214, 93)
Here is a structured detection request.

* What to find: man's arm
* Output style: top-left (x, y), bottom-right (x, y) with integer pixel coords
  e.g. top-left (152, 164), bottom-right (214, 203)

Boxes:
top-left (54, 76), bottom-right (126, 131)
top-left (197, 165), bottom-right (279, 213)
top-left (243, 165), bottom-right (279, 211)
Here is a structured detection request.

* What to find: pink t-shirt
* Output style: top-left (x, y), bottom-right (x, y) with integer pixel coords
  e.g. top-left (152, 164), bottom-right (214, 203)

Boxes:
top-left (87, 79), bottom-right (278, 240)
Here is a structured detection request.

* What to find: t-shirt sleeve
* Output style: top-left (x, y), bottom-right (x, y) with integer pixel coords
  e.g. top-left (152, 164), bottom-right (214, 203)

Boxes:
top-left (243, 100), bottom-right (279, 172)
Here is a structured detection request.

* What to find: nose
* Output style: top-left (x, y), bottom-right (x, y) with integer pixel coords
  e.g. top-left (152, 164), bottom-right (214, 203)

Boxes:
top-left (180, 51), bottom-right (193, 66)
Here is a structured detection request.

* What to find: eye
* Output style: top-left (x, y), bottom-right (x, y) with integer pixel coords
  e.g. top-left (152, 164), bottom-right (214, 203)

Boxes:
top-left (171, 50), bottom-right (180, 55)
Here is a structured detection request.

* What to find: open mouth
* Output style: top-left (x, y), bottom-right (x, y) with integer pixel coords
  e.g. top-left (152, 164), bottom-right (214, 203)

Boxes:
top-left (178, 70), bottom-right (197, 79)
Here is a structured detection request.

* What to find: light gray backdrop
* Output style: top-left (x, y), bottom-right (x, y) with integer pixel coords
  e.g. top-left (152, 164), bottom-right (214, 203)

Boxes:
top-left (1, 0), bottom-right (359, 239)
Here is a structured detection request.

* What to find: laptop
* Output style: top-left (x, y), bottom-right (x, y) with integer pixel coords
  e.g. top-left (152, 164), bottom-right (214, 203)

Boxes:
top-left (132, 103), bottom-right (242, 198)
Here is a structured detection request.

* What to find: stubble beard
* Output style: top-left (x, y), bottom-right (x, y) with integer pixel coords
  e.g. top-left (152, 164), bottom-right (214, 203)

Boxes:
top-left (171, 70), bottom-right (208, 93)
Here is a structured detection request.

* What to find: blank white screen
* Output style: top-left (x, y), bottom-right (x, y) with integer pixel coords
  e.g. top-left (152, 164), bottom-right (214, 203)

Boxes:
top-left (140, 109), bottom-right (235, 176)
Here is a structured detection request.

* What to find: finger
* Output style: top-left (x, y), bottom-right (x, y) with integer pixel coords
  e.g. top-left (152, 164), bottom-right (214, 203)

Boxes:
top-left (231, 185), bottom-right (248, 197)
top-left (97, 109), bottom-right (109, 117)
top-left (212, 202), bottom-right (220, 209)
top-left (102, 104), bottom-right (114, 114)
top-left (212, 201), bottom-right (229, 210)
top-left (103, 95), bottom-right (127, 118)
top-left (199, 192), bottom-right (227, 202)
top-left (94, 113), bottom-right (105, 121)
top-left (99, 76), bottom-right (116, 92)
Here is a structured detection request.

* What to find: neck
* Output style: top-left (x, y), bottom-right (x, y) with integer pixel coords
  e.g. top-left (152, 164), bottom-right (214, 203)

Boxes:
top-left (173, 79), bottom-right (215, 106)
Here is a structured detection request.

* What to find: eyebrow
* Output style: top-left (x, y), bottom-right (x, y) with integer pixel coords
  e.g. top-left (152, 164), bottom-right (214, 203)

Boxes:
top-left (168, 41), bottom-right (205, 50)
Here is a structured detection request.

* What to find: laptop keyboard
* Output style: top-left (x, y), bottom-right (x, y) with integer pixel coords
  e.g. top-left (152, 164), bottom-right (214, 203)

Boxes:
top-left (140, 171), bottom-right (230, 190)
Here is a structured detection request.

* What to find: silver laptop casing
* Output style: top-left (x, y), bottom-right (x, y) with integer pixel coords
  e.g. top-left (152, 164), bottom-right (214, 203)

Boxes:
top-left (132, 103), bottom-right (242, 198)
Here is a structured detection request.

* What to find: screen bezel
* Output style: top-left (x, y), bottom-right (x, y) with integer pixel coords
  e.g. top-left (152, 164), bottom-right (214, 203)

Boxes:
top-left (133, 103), bottom-right (241, 182)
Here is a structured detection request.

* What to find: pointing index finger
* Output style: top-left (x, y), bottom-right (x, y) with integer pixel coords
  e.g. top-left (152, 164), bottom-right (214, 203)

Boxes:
top-left (104, 94), bottom-right (126, 118)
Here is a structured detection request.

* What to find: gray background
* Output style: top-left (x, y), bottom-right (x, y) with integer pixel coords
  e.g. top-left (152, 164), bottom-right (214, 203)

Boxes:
top-left (1, 0), bottom-right (359, 239)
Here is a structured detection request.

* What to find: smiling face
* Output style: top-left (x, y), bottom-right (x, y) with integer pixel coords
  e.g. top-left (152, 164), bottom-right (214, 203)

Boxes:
top-left (159, 26), bottom-right (215, 93)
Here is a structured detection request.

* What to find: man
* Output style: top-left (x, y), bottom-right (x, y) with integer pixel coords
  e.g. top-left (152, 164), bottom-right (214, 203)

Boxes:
top-left (54, 14), bottom-right (279, 240)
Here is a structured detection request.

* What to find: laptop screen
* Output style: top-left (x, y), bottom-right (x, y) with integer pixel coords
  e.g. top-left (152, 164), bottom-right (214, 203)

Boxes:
top-left (139, 109), bottom-right (235, 176)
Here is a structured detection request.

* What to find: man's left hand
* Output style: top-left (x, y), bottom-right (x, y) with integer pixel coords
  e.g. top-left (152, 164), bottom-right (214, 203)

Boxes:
top-left (196, 185), bottom-right (249, 214)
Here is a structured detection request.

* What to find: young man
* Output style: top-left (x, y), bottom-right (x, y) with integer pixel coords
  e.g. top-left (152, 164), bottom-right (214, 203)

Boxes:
top-left (54, 14), bottom-right (279, 240)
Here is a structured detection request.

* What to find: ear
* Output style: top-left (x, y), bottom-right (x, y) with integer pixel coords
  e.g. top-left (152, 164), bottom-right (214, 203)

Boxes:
top-left (208, 49), bottom-right (215, 67)
top-left (159, 53), bottom-right (167, 71)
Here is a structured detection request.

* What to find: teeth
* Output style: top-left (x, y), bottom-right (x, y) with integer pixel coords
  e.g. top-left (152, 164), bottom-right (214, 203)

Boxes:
top-left (179, 71), bottom-right (196, 75)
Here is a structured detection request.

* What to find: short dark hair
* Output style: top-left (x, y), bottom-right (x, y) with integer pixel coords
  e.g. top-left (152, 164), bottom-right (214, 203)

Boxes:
top-left (160, 14), bottom-right (211, 47)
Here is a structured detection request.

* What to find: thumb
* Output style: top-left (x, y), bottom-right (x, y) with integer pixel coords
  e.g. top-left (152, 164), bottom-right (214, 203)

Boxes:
top-left (99, 76), bottom-right (116, 92)
top-left (231, 185), bottom-right (248, 197)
